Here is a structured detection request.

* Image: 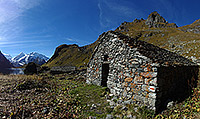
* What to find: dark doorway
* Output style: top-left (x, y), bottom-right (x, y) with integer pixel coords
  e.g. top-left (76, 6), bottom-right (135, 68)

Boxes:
top-left (101, 55), bottom-right (109, 87)
top-left (104, 55), bottom-right (108, 61)
top-left (102, 64), bottom-right (109, 87)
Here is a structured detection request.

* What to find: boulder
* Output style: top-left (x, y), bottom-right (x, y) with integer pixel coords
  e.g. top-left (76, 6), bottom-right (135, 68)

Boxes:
top-left (24, 62), bottom-right (39, 75)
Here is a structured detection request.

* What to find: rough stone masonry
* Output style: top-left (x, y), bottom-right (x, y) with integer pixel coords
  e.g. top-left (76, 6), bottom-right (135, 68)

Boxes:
top-left (87, 31), bottom-right (199, 113)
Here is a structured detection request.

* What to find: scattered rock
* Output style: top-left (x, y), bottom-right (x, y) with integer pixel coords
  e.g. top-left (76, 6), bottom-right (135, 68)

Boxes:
top-left (127, 114), bottom-right (135, 119)
top-left (167, 101), bottom-right (174, 108)
top-left (121, 106), bottom-right (128, 111)
top-left (2, 116), bottom-right (6, 119)
top-left (88, 116), bottom-right (97, 119)
top-left (106, 114), bottom-right (113, 119)
top-left (90, 104), bottom-right (97, 110)
top-left (42, 107), bottom-right (49, 114)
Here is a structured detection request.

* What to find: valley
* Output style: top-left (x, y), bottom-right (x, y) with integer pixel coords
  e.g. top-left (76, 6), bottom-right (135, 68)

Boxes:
top-left (0, 11), bottom-right (200, 118)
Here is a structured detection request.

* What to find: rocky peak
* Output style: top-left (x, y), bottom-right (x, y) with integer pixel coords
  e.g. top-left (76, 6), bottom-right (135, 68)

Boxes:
top-left (145, 11), bottom-right (177, 28)
top-left (145, 11), bottom-right (166, 27)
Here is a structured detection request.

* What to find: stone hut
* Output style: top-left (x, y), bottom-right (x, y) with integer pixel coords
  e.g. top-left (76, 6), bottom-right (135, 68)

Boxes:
top-left (87, 31), bottom-right (199, 113)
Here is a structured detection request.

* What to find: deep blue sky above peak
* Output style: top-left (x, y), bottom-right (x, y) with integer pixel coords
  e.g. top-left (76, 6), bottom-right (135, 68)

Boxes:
top-left (0, 0), bottom-right (200, 57)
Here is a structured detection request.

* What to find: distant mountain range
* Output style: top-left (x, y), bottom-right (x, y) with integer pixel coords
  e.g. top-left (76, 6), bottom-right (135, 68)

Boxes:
top-left (3, 52), bottom-right (49, 67)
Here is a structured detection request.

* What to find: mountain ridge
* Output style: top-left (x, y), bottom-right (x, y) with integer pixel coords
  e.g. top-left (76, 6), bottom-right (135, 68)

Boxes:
top-left (3, 53), bottom-right (12, 61)
top-left (43, 40), bottom-right (100, 68)
top-left (44, 11), bottom-right (200, 68)
top-left (115, 11), bottom-right (200, 64)
top-left (11, 52), bottom-right (49, 67)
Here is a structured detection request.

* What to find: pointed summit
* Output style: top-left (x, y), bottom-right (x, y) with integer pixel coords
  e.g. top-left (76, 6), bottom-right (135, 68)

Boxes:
top-left (145, 11), bottom-right (177, 28)
top-left (148, 11), bottom-right (166, 23)
top-left (12, 52), bottom-right (26, 61)
top-left (145, 11), bottom-right (166, 27)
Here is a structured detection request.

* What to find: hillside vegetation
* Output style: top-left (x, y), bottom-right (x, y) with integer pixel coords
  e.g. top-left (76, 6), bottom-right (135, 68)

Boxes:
top-left (44, 41), bottom-right (98, 68)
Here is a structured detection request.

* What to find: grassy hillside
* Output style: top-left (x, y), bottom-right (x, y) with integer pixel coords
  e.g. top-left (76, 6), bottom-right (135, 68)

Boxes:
top-left (115, 19), bottom-right (200, 63)
top-left (43, 40), bottom-right (99, 68)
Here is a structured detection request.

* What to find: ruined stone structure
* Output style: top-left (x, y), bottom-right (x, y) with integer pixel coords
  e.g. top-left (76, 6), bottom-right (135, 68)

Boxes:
top-left (87, 31), bottom-right (199, 113)
top-left (50, 66), bottom-right (76, 74)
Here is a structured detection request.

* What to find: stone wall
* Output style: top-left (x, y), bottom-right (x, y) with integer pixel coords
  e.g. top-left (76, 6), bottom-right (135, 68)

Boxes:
top-left (87, 32), bottom-right (159, 110)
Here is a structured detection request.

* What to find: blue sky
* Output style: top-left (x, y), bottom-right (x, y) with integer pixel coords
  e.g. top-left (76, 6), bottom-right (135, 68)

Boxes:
top-left (0, 0), bottom-right (200, 57)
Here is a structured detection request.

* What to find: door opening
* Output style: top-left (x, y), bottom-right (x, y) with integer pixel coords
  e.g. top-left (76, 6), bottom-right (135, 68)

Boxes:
top-left (101, 55), bottom-right (109, 87)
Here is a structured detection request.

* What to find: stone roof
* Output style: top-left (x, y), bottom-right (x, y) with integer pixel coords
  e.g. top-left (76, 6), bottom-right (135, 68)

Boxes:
top-left (105, 31), bottom-right (197, 66)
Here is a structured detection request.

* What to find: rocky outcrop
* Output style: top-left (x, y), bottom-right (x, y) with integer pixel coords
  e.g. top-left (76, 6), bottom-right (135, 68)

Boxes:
top-left (117, 21), bottom-right (130, 32)
top-left (146, 11), bottom-right (167, 24)
top-left (0, 51), bottom-right (13, 68)
top-left (180, 19), bottom-right (200, 34)
top-left (145, 11), bottom-right (177, 28)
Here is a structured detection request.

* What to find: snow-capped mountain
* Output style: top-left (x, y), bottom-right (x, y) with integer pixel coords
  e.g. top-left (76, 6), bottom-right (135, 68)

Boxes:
top-left (11, 52), bottom-right (49, 67)
top-left (12, 52), bottom-right (25, 62)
